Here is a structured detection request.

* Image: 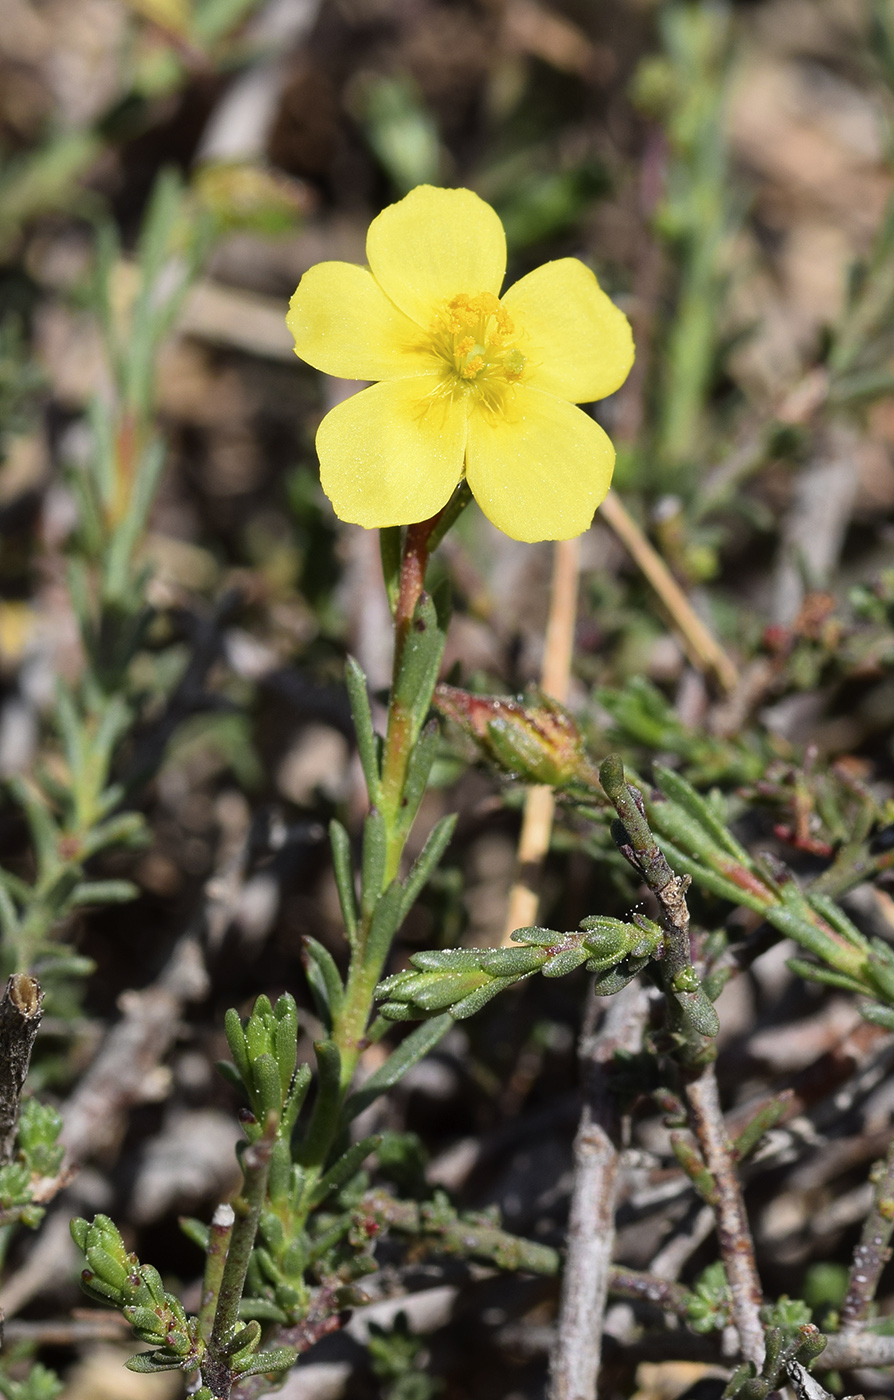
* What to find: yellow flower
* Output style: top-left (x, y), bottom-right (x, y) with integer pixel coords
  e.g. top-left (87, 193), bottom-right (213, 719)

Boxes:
top-left (287, 185), bottom-right (634, 542)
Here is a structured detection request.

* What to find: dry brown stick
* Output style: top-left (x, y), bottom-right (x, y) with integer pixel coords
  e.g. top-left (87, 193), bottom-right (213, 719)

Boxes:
top-left (3, 1313), bottom-right (130, 1345)
top-left (548, 979), bottom-right (650, 1400)
top-left (502, 535), bottom-right (580, 944)
top-left (822, 1330), bottom-right (894, 1369)
top-left (838, 1139), bottom-right (894, 1330)
top-left (0, 974), bottom-right (42, 1166)
top-left (684, 1069), bottom-right (764, 1368)
top-left (599, 491), bottom-right (738, 693)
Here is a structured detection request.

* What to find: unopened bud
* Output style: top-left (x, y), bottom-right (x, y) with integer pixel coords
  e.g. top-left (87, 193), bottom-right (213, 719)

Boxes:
top-left (434, 684), bottom-right (599, 790)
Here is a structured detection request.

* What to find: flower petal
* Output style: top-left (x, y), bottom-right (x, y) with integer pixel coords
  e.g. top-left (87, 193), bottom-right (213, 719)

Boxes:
top-left (502, 259), bottom-right (634, 403)
top-left (366, 186), bottom-right (506, 329)
top-left (465, 388), bottom-right (614, 542)
top-left (317, 378), bottom-right (468, 529)
top-left (287, 262), bottom-right (436, 381)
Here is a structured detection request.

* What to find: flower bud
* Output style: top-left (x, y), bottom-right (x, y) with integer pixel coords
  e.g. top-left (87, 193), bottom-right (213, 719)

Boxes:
top-left (434, 684), bottom-right (599, 790)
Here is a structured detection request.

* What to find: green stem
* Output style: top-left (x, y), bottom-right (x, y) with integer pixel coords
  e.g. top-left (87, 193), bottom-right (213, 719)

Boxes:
top-left (198, 1203), bottom-right (235, 1344)
top-left (379, 517), bottom-right (436, 881)
top-left (204, 1119), bottom-right (277, 1397)
top-left (315, 490), bottom-right (470, 1160)
top-left (335, 512), bottom-right (444, 1075)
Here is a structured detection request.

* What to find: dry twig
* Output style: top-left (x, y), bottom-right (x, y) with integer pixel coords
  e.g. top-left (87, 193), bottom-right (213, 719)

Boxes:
top-left (683, 1070), bottom-right (764, 1367)
top-left (0, 974), bottom-right (42, 1166)
top-left (600, 758), bottom-right (764, 1368)
top-left (838, 1139), bottom-right (894, 1330)
top-left (599, 491), bottom-right (738, 693)
top-left (547, 979), bottom-right (650, 1400)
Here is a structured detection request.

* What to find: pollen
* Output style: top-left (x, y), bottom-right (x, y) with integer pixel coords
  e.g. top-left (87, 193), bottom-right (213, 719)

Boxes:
top-left (433, 290), bottom-right (526, 403)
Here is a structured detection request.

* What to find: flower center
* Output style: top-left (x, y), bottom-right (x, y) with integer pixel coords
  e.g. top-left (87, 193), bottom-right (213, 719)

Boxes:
top-left (431, 292), bottom-right (526, 408)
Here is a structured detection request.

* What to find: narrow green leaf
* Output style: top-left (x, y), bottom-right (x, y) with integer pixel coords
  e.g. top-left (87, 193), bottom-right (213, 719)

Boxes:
top-left (392, 592), bottom-right (446, 741)
top-left (393, 720), bottom-right (438, 838)
top-left (860, 1002), bottom-right (894, 1030)
top-left (225, 1007), bottom-right (252, 1087)
top-left (9, 777), bottom-right (59, 874)
top-left (343, 1013), bottom-right (453, 1122)
top-left (282, 1061), bottom-right (312, 1138)
top-left (478, 946), bottom-right (547, 976)
top-left (0, 868), bottom-right (32, 902)
top-left (411, 971), bottom-right (486, 1012)
top-left (399, 814), bottom-right (456, 926)
top-left (364, 880), bottom-right (405, 981)
top-left (309, 1135), bottom-right (381, 1207)
top-left (303, 937), bottom-right (344, 1029)
top-left (43, 865), bottom-right (84, 915)
top-left (361, 809), bottom-right (388, 915)
top-left (273, 994), bottom-right (299, 1097)
top-left (329, 820), bottom-right (358, 944)
top-left (251, 1053), bottom-right (284, 1118)
top-left (542, 946), bottom-right (589, 978)
top-left (178, 1216), bottom-right (209, 1251)
top-left (653, 765), bottom-right (750, 863)
top-left (32, 953), bottom-right (96, 979)
top-left (69, 880), bottom-right (138, 906)
top-left (298, 1040), bottom-right (342, 1166)
top-left (786, 957), bottom-right (867, 995)
top-left (0, 879), bottom-right (19, 938)
top-left (231, 1346), bottom-right (297, 1379)
top-left (768, 906), bottom-right (862, 970)
top-left (345, 657), bottom-right (380, 803)
top-left (125, 1352), bottom-right (184, 1374)
top-left (451, 977), bottom-right (518, 1019)
top-left (411, 948), bottom-right (485, 972)
top-left (378, 1000), bottom-right (428, 1022)
top-left (803, 893), bottom-right (867, 950)
top-left (125, 1306), bottom-right (167, 1336)
top-left (104, 438), bottom-right (166, 600)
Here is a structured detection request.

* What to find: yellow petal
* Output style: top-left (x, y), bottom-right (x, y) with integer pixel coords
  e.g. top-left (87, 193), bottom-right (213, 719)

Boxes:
top-left (502, 258), bottom-right (634, 403)
top-left (366, 186), bottom-right (506, 329)
top-left (465, 388), bottom-right (614, 541)
top-left (288, 262), bottom-right (436, 380)
top-left (317, 378), bottom-right (468, 529)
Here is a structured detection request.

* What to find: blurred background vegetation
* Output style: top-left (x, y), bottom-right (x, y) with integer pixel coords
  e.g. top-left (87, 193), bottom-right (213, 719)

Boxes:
top-left (3, 0), bottom-right (894, 1396)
